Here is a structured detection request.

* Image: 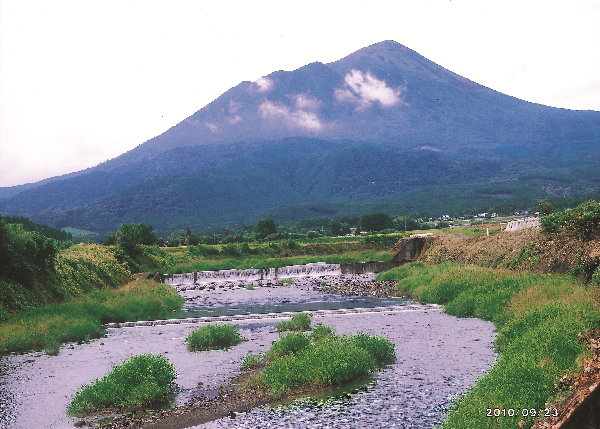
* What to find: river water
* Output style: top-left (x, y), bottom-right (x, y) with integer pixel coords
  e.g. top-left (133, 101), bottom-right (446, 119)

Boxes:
top-left (0, 270), bottom-right (496, 429)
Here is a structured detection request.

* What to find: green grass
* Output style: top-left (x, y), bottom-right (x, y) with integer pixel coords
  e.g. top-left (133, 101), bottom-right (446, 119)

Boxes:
top-left (274, 313), bottom-right (312, 333)
top-left (185, 324), bottom-right (242, 351)
top-left (1, 243), bottom-right (133, 323)
top-left (167, 251), bottom-right (392, 274)
top-left (0, 280), bottom-right (184, 355)
top-left (376, 263), bottom-right (599, 429)
top-left (243, 325), bottom-right (395, 400)
top-left (66, 353), bottom-right (177, 416)
top-left (310, 323), bottom-right (335, 341)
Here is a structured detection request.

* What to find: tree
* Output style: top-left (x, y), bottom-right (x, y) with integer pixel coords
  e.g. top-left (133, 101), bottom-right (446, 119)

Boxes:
top-left (358, 212), bottom-right (394, 233)
top-left (255, 218), bottom-right (277, 239)
top-left (0, 214), bottom-right (57, 289)
top-left (103, 231), bottom-right (117, 246)
top-left (116, 223), bottom-right (158, 253)
top-left (537, 199), bottom-right (554, 216)
top-left (394, 215), bottom-right (420, 232)
top-left (329, 219), bottom-right (342, 236)
top-left (185, 227), bottom-right (199, 246)
top-left (340, 222), bottom-right (352, 236)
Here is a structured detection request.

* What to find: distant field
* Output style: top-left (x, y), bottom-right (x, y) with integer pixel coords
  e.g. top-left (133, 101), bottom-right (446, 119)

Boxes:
top-left (62, 227), bottom-right (97, 237)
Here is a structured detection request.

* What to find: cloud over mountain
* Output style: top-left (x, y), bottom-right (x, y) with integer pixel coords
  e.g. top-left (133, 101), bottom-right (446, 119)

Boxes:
top-left (259, 100), bottom-right (324, 131)
top-left (335, 70), bottom-right (404, 109)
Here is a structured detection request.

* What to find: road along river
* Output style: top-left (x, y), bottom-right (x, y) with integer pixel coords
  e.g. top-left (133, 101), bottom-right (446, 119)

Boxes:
top-left (0, 272), bottom-right (496, 429)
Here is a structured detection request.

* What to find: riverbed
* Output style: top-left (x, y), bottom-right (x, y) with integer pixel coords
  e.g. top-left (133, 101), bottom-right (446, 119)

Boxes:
top-left (0, 273), bottom-right (496, 429)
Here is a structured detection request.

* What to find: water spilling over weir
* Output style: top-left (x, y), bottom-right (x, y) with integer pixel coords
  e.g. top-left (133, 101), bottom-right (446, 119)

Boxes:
top-left (162, 262), bottom-right (343, 286)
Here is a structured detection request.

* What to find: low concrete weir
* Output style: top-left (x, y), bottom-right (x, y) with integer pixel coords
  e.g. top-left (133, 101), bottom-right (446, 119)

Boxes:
top-left (103, 304), bottom-right (442, 329)
top-left (163, 262), bottom-right (342, 286)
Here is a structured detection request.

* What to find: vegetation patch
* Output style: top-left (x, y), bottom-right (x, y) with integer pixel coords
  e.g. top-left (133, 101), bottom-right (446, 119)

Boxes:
top-left (186, 324), bottom-right (242, 351)
top-left (274, 313), bottom-right (312, 333)
top-left (166, 250), bottom-right (392, 274)
top-left (540, 199), bottom-right (600, 239)
top-left (377, 263), bottom-right (599, 429)
top-left (0, 280), bottom-right (184, 355)
top-left (242, 325), bottom-right (395, 400)
top-left (66, 353), bottom-right (177, 416)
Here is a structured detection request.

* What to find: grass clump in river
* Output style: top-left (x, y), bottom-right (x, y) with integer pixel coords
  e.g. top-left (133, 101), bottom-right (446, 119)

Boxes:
top-left (242, 325), bottom-right (395, 400)
top-left (67, 353), bottom-right (177, 416)
top-left (186, 324), bottom-right (242, 351)
top-left (274, 313), bottom-right (312, 332)
top-left (377, 262), bottom-right (600, 429)
top-left (0, 280), bottom-right (184, 355)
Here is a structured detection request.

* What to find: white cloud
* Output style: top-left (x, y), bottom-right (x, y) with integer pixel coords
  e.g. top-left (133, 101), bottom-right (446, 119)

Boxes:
top-left (337, 70), bottom-right (403, 109)
top-left (229, 100), bottom-right (242, 114)
top-left (227, 115), bottom-right (242, 124)
top-left (334, 88), bottom-right (358, 103)
top-left (259, 100), bottom-right (323, 131)
top-left (294, 93), bottom-right (322, 110)
top-left (254, 77), bottom-right (274, 92)
top-left (204, 122), bottom-right (218, 133)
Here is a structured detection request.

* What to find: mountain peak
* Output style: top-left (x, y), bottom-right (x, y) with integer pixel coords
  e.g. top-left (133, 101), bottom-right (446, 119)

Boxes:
top-left (107, 39), bottom-right (599, 162)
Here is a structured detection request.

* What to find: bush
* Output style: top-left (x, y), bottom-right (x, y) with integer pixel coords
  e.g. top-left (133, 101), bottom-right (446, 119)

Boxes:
top-left (186, 324), bottom-right (241, 351)
top-left (67, 354), bottom-right (176, 416)
top-left (260, 331), bottom-right (395, 399)
top-left (351, 332), bottom-right (396, 362)
top-left (240, 324), bottom-right (395, 400)
top-left (310, 323), bottom-right (335, 341)
top-left (540, 199), bottom-right (600, 239)
top-left (241, 353), bottom-right (263, 370)
top-left (274, 313), bottom-right (312, 332)
top-left (265, 332), bottom-right (311, 360)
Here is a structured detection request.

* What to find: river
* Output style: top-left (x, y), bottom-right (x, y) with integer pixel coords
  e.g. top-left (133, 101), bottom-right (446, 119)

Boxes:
top-left (0, 270), bottom-right (496, 429)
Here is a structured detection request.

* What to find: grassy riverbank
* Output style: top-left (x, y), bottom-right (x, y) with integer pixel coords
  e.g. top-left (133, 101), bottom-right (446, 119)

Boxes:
top-left (0, 242), bottom-right (132, 321)
top-left (165, 250), bottom-right (393, 274)
top-left (0, 279), bottom-right (183, 355)
top-left (377, 263), bottom-right (599, 428)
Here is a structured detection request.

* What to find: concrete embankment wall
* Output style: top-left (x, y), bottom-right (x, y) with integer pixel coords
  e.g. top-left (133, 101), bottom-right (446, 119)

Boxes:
top-left (391, 236), bottom-right (432, 263)
top-left (504, 216), bottom-right (540, 232)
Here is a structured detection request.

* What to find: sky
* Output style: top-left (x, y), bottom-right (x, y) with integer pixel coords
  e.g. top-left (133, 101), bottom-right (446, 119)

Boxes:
top-left (1, 0), bottom-right (599, 188)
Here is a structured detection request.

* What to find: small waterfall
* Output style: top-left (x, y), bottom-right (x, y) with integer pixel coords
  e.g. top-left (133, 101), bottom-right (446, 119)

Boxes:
top-left (162, 262), bottom-right (341, 286)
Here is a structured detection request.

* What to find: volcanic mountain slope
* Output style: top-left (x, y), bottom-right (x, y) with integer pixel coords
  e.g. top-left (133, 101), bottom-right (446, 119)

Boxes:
top-left (1, 40), bottom-right (599, 232)
top-left (124, 40), bottom-right (599, 158)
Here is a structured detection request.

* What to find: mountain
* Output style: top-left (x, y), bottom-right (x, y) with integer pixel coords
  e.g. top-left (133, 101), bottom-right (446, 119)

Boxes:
top-left (1, 41), bottom-right (599, 233)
